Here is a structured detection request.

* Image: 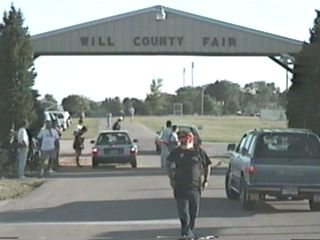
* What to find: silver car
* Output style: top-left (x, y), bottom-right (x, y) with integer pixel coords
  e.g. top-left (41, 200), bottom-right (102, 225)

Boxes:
top-left (226, 128), bottom-right (320, 211)
top-left (91, 130), bottom-right (138, 168)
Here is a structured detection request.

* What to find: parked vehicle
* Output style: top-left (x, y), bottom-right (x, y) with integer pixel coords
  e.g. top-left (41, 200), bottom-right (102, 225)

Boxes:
top-left (155, 124), bottom-right (202, 153)
top-left (48, 111), bottom-right (68, 131)
top-left (226, 128), bottom-right (320, 211)
top-left (91, 130), bottom-right (138, 168)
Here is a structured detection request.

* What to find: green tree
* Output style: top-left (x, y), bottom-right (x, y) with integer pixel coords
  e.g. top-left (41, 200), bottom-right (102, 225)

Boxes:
top-left (145, 78), bottom-right (164, 115)
top-left (243, 81), bottom-right (281, 115)
top-left (130, 98), bottom-right (148, 115)
top-left (102, 97), bottom-right (122, 116)
top-left (206, 80), bottom-right (241, 114)
top-left (44, 94), bottom-right (57, 103)
top-left (61, 95), bottom-right (90, 116)
top-left (175, 86), bottom-right (201, 114)
top-left (287, 10), bottom-right (320, 134)
top-left (0, 4), bottom-right (36, 145)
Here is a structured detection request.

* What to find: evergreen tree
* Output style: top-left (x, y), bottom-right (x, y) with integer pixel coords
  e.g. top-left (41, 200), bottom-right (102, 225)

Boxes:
top-left (0, 4), bottom-right (36, 146)
top-left (287, 10), bottom-right (320, 135)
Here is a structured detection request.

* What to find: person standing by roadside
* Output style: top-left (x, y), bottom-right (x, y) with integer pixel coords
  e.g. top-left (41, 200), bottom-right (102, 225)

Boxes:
top-left (16, 119), bottom-right (29, 179)
top-left (38, 120), bottom-right (60, 176)
top-left (74, 119), bottom-right (83, 134)
top-left (107, 112), bottom-right (112, 128)
top-left (167, 132), bottom-right (212, 239)
top-left (129, 107), bottom-right (135, 121)
top-left (52, 120), bottom-right (62, 170)
top-left (73, 126), bottom-right (88, 167)
top-left (160, 120), bottom-right (172, 169)
top-left (168, 125), bottom-right (180, 152)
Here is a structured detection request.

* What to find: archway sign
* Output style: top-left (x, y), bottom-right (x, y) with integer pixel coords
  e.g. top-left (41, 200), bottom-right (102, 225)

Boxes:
top-left (31, 5), bottom-right (302, 73)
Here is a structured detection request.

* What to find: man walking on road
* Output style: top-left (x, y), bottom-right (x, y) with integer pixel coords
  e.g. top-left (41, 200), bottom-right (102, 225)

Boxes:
top-left (167, 132), bottom-right (211, 239)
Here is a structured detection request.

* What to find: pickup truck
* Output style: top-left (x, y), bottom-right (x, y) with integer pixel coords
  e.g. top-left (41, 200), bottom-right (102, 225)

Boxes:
top-left (225, 128), bottom-right (320, 211)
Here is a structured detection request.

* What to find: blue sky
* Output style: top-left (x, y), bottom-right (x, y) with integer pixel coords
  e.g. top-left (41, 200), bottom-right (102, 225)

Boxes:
top-left (1, 0), bottom-right (319, 102)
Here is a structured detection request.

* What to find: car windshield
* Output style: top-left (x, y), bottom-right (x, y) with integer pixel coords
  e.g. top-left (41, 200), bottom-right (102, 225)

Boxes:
top-left (255, 133), bottom-right (320, 159)
top-left (96, 132), bottom-right (131, 145)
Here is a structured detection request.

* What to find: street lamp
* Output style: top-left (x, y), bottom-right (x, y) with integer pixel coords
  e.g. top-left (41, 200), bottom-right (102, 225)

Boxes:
top-left (191, 62), bottom-right (194, 87)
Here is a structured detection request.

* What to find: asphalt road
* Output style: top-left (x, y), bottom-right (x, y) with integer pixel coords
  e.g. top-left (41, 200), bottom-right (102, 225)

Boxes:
top-left (0, 119), bottom-right (319, 240)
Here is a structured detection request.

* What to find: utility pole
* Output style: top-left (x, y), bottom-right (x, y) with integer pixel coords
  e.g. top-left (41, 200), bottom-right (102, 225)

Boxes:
top-left (183, 67), bottom-right (186, 87)
top-left (201, 87), bottom-right (204, 115)
top-left (191, 62), bottom-right (194, 87)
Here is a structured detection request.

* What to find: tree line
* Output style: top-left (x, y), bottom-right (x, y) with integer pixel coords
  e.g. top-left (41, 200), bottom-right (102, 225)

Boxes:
top-left (58, 79), bottom-right (285, 118)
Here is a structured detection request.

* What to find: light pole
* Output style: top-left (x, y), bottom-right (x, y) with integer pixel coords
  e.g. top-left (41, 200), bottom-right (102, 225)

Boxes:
top-left (201, 87), bottom-right (205, 115)
top-left (183, 67), bottom-right (186, 87)
top-left (191, 62), bottom-right (194, 87)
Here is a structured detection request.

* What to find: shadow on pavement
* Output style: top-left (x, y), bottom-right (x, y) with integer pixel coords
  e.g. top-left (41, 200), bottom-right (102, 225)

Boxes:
top-left (49, 167), bottom-right (169, 178)
top-left (0, 197), bottom-right (312, 223)
top-left (94, 223), bottom-right (320, 240)
top-left (0, 197), bottom-right (257, 223)
top-left (42, 166), bottom-right (227, 178)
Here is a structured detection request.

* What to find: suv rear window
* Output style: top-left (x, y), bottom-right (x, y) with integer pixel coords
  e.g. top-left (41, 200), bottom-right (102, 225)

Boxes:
top-left (254, 133), bottom-right (320, 159)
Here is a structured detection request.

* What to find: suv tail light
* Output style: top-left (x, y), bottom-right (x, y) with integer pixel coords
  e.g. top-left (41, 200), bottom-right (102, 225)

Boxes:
top-left (92, 147), bottom-right (99, 156)
top-left (130, 147), bottom-right (137, 155)
top-left (246, 166), bottom-right (257, 174)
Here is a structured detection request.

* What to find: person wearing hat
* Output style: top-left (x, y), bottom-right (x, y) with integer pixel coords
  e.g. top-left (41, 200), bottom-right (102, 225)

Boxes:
top-left (112, 117), bottom-right (123, 130)
top-left (167, 131), bottom-right (212, 239)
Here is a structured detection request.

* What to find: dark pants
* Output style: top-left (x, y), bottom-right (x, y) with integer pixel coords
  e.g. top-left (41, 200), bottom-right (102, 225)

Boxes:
top-left (174, 188), bottom-right (201, 237)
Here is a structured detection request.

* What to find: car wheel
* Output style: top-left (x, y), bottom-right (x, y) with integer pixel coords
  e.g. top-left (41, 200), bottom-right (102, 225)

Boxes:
top-left (309, 199), bottom-right (320, 211)
top-left (240, 177), bottom-right (255, 210)
top-left (131, 158), bottom-right (137, 168)
top-left (92, 159), bottom-right (98, 168)
top-left (225, 169), bottom-right (239, 199)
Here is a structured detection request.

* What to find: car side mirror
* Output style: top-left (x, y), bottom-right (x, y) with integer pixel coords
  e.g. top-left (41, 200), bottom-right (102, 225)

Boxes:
top-left (227, 143), bottom-right (236, 151)
top-left (133, 139), bottom-right (138, 143)
top-left (90, 140), bottom-right (95, 144)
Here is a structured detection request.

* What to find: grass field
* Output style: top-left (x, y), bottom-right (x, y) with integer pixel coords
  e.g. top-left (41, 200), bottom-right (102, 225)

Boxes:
top-left (134, 115), bottom-right (287, 143)
top-left (61, 115), bottom-right (287, 142)
top-left (61, 118), bottom-right (101, 140)
top-left (0, 178), bottom-right (44, 201)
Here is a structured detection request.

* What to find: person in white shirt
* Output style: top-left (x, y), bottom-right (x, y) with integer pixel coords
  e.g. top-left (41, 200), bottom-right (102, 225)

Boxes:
top-left (74, 119), bottom-right (83, 136)
top-left (17, 119), bottom-right (29, 179)
top-left (168, 125), bottom-right (180, 152)
top-left (107, 112), bottom-right (112, 128)
top-left (38, 120), bottom-right (60, 176)
top-left (160, 120), bottom-right (172, 169)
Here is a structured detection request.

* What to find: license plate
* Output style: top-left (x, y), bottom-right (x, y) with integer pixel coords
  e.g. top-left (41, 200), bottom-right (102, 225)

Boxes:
top-left (104, 149), bottom-right (119, 155)
top-left (109, 149), bottom-right (119, 155)
top-left (313, 194), bottom-right (320, 202)
top-left (282, 186), bottom-right (298, 195)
